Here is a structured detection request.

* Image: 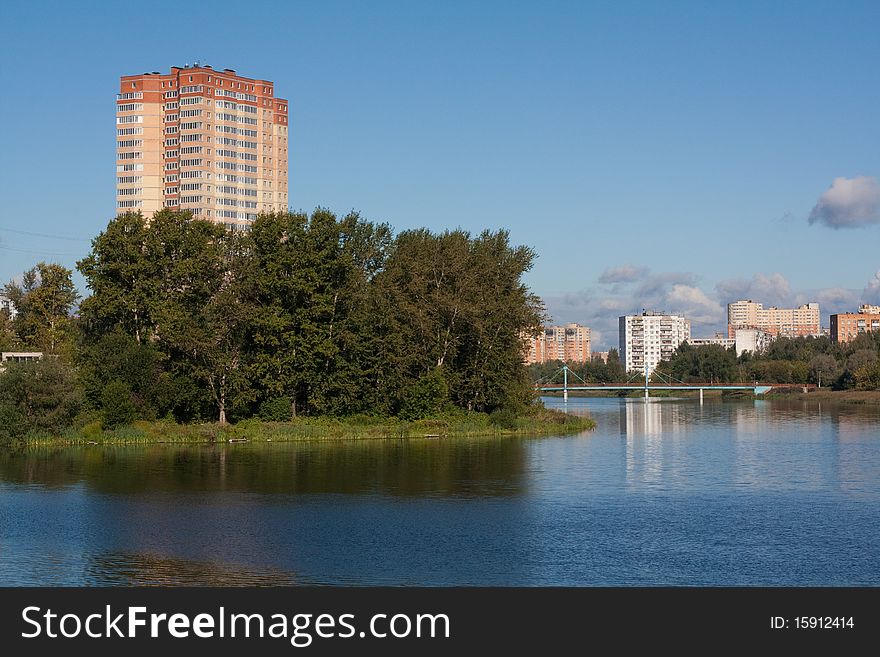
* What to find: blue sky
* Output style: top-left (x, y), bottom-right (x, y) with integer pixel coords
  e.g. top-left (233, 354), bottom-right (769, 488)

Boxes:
top-left (1, 0), bottom-right (878, 348)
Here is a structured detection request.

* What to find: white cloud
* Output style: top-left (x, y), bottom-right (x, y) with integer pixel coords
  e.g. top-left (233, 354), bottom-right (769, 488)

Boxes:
top-left (865, 271), bottom-right (880, 304)
top-left (542, 268), bottom-right (877, 351)
top-left (715, 272), bottom-right (793, 307)
top-left (808, 176), bottom-right (880, 229)
top-left (795, 287), bottom-right (860, 317)
top-left (597, 265), bottom-right (648, 285)
top-left (666, 284), bottom-right (725, 326)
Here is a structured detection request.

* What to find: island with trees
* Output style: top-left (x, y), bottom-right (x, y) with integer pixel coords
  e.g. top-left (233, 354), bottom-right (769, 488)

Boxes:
top-left (0, 210), bottom-right (593, 446)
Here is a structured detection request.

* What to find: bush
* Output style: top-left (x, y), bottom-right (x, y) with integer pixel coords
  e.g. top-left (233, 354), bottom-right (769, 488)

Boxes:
top-left (81, 421), bottom-right (103, 440)
top-left (489, 408), bottom-right (520, 430)
top-left (101, 380), bottom-right (137, 428)
top-left (399, 368), bottom-right (449, 420)
top-left (854, 361), bottom-right (880, 391)
top-left (259, 397), bottom-right (293, 422)
top-left (0, 358), bottom-right (81, 439)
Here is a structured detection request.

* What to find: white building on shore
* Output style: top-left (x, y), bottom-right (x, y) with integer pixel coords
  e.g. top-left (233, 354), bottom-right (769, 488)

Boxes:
top-left (619, 311), bottom-right (691, 375)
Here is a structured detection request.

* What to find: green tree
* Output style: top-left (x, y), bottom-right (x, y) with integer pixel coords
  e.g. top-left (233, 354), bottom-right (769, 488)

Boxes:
top-left (78, 209), bottom-right (253, 423)
top-left (854, 361), bottom-right (880, 390)
top-left (245, 210), bottom-right (334, 417)
top-left (77, 212), bottom-right (154, 344)
top-left (245, 209), bottom-right (394, 417)
top-left (846, 349), bottom-right (877, 374)
top-left (75, 328), bottom-right (173, 419)
top-left (101, 380), bottom-right (138, 428)
top-left (4, 263), bottom-right (78, 354)
top-left (0, 358), bottom-right (81, 442)
top-left (0, 306), bottom-right (16, 352)
top-left (145, 212), bottom-right (251, 424)
top-left (376, 228), bottom-right (542, 413)
top-left (808, 354), bottom-right (839, 387)
top-left (399, 367), bottom-right (450, 420)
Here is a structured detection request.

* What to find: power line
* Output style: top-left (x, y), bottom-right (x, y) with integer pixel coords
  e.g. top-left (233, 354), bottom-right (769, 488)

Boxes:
top-left (0, 226), bottom-right (92, 242)
top-left (0, 244), bottom-right (83, 257)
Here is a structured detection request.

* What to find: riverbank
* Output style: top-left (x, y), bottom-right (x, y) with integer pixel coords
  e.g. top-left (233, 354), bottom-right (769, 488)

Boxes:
top-left (542, 389), bottom-right (737, 399)
top-left (772, 389), bottom-right (880, 404)
top-left (17, 408), bottom-right (595, 447)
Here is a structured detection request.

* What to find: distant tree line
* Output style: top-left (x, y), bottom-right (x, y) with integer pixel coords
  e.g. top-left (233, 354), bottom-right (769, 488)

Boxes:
top-left (527, 349), bottom-right (626, 385)
top-left (653, 336), bottom-right (880, 389)
top-left (0, 209), bottom-right (543, 441)
top-left (526, 336), bottom-right (880, 391)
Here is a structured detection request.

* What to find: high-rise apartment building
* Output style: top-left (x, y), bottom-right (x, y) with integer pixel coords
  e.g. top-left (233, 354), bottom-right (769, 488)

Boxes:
top-left (116, 64), bottom-right (289, 230)
top-left (524, 323), bottom-right (591, 365)
top-left (726, 300), bottom-right (819, 339)
top-left (619, 311), bottom-right (691, 375)
top-left (830, 305), bottom-right (880, 343)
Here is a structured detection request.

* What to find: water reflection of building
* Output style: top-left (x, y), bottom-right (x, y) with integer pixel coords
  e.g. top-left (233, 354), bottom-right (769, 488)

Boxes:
top-left (621, 400), bottom-right (687, 485)
top-left (622, 399), bottom-right (684, 437)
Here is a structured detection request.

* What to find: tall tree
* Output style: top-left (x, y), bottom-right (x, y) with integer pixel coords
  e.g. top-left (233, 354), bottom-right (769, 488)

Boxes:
top-left (4, 262), bottom-right (78, 354)
top-left (78, 212), bottom-right (153, 343)
top-left (375, 228), bottom-right (542, 413)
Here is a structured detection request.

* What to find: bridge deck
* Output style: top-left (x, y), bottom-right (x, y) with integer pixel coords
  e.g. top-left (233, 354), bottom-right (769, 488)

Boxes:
top-left (537, 385), bottom-right (758, 391)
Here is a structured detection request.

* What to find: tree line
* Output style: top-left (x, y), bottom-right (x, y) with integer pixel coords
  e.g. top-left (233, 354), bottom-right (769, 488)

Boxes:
top-left (526, 335), bottom-right (880, 390)
top-left (1, 209), bottom-right (543, 441)
top-left (653, 336), bottom-right (880, 388)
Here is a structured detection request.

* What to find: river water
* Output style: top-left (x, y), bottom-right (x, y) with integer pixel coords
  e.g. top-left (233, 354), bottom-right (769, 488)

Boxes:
top-left (1, 397), bottom-right (878, 585)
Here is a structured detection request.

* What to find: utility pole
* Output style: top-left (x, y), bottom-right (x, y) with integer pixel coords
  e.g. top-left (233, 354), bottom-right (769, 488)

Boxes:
top-left (563, 364), bottom-right (569, 401)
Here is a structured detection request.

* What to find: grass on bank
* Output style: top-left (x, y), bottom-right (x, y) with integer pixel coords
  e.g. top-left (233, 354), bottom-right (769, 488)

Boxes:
top-left (20, 407), bottom-right (595, 447)
top-left (764, 388), bottom-right (880, 404)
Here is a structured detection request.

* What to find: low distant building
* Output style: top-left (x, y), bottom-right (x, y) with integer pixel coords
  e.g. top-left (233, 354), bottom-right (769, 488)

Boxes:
top-left (688, 329), bottom-right (771, 357)
top-left (830, 305), bottom-right (880, 343)
top-left (727, 299), bottom-right (820, 338)
top-left (0, 352), bottom-right (43, 373)
top-left (0, 294), bottom-right (15, 320)
top-left (687, 333), bottom-right (735, 349)
top-left (1, 352), bottom-right (42, 363)
top-left (592, 351), bottom-right (610, 363)
top-left (524, 323), bottom-right (591, 364)
top-left (619, 311), bottom-right (690, 375)
top-left (733, 328), bottom-right (772, 357)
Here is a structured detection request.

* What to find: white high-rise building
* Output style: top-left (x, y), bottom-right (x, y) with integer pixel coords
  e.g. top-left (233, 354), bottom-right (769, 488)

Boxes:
top-left (619, 311), bottom-right (691, 375)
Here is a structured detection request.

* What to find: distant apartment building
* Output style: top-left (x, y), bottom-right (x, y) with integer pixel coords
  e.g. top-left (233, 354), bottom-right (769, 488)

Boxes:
top-left (619, 311), bottom-right (691, 375)
top-left (0, 294), bottom-right (15, 320)
top-left (830, 305), bottom-right (880, 343)
top-left (727, 300), bottom-right (820, 338)
top-left (524, 323), bottom-right (591, 364)
top-left (117, 64), bottom-right (289, 231)
top-left (592, 351), bottom-right (610, 364)
top-left (687, 333), bottom-right (735, 350)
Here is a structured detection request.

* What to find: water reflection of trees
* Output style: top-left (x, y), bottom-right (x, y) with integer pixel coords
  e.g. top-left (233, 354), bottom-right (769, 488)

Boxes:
top-left (85, 552), bottom-right (299, 586)
top-left (0, 438), bottom-right (528, 497)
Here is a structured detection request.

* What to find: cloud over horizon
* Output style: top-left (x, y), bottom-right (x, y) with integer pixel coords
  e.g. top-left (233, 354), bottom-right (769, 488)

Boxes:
top-left (808, 175), bottom-right (880, 229)
top-left (542, 267), bottom-right (878, 350)
top-left (865, 271), bottom-right (880, 304)
top-left (597, 265), bottom-right (648, 284)
top-left (715, 272), bottom-right (793, 307)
